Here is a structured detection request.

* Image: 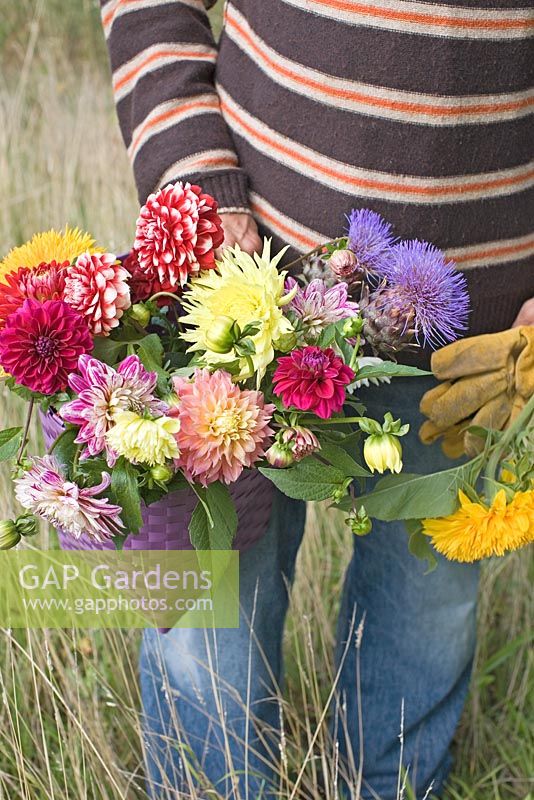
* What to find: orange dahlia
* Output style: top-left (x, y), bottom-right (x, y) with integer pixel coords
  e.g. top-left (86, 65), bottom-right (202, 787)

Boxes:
top-left (0, 261), bottom-right (67, 328)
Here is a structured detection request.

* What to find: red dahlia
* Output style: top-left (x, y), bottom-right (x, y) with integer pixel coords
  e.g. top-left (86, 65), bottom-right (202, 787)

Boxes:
top-left (0, 261), bottom-right (67, 328)
top-left (273, 346), bottom-right (354, 419)
top-left (133, 182), bottom-right (223, 295)
top-left (0, 299), bottom-right (93, 395)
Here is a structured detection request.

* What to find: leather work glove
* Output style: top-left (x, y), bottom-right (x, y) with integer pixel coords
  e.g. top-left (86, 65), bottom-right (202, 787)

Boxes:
top-left (419, 326), bottom-right (534, 457)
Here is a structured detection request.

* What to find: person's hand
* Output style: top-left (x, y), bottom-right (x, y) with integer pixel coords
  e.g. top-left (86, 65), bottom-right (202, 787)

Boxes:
top-left (513, 298), bottom-right (534, 327)
top-left (216, 212), bottom-right (262, 258)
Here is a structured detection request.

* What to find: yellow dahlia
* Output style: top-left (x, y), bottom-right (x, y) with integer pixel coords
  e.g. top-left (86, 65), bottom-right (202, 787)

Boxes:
top-left (423, 489), bottom-right (534, 563)
top-left (105, 411), bottom-right (180, 467)
top-left (0, 227), bottom-right (100, 282)
top-left (180, 240), bottom-right (295, 381)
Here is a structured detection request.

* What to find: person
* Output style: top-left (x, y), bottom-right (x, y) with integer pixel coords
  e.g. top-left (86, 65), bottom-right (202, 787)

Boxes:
top-left (100, 1), bottom-right (534, 797)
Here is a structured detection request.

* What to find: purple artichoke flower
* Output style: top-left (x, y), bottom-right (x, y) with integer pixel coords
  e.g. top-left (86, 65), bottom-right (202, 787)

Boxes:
top-left (374, 240), bottom-right (470, 348)
top-left (346, 209), bottom-right (396, 272)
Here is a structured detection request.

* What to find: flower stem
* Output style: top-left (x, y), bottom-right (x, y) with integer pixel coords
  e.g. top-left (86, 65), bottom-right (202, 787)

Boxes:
top-left (349, 334), bottom-right (362, 371)
top-left (283, 238), bottom-right (345, 273)
top-left (17, 398), bottom-right (34, 464)
top-left (148, 291), bottom-right (181, 304)
top-left (484, 392), bottom-right (534, 484)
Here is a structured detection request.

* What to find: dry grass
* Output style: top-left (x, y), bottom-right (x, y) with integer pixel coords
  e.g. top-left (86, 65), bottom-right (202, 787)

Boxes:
top-left (0, 3), bottom-right (532, 798)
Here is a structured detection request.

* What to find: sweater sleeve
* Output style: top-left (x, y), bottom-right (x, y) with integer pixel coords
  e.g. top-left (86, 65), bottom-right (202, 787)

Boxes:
top-left (100, 0), bottom-right (250, 209)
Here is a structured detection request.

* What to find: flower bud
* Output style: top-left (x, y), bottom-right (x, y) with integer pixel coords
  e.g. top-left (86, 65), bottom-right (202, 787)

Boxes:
top-left (130, 303), bottom-right (151, 327)
top-left (341, 315), bottom-right (364, 338)
top-left (363, 433), bottom-right (403, 474)
top-left (275, 330), bottom-right (298, 353)
top-left (331, 478), bottom-right (353, 504)
top-left (265, 441), bottom-right (295, 469)
top-left (346, 508), bottom-right (372, 536)
top-left (15, 513), bottom-right (38, 537)
top-left (150, 464), bottom-right (174, 484)
top-left (205, 316), bottom-right (240, 354)
top-left (329, 249), bottom-right (359, 280)
top-left (281, 426), bottom-right (320, 462)
top-left (0, 520), bottom-right (21, 550)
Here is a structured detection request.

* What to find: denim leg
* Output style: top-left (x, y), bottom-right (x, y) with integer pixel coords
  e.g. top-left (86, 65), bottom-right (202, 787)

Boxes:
top-left (336, 378), bottom-right (480, 799)
top-left (140, 490), bottom-right (306, 799)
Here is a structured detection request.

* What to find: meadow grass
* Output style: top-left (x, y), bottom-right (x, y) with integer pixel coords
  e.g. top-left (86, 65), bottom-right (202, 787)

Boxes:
top-left (0, 2), bottom-right (532, 798)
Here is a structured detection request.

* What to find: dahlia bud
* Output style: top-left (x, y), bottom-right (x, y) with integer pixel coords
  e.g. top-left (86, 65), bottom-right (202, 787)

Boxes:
top-left (281, 426), bottom-right (320, 462)
top-left (130, 303), bottom-right (151, 327)
top-left (332, 478), bottom-right (353, 504)
top-left (342, 315), bottom-right (365, 339)
top-left (205, 316), bottom-right (240, 354)
top-left (346, 507), bottom-right (372, 537)
top-left (276, 331), bottom-right (299, 353)
top-left (15, 513), bottom-right (38, 537)
top-left (150, 464), bottom-right (174, 484)
top-left (363, 433), bottom-right (403, 474)
top-left (0, 520), bottom-right (21, 550)
top-left (329, 249), bottom-right (359, 281)
top-left (265, 441), bottom-right (295, 469)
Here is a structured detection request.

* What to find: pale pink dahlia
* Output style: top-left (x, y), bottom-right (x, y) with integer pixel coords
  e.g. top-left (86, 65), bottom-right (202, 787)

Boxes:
top-left (60, 354), bottom-right (167, 464)
top-left (14, 455), bottom-right (124, 542)
top-left (172, 368), bottom-right (274, 486)
top-left (63, 252), bottom-right (131, 335)
top-left (285, 277), bottom-right (359, 341)
top-left (273, 346), bottom-right (354, 419)
top-left (134, 182), bottom-right (224, 294)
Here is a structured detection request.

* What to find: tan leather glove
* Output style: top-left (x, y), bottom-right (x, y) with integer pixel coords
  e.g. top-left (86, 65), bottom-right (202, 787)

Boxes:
top-left (419, 326), bottom-right (534, 457)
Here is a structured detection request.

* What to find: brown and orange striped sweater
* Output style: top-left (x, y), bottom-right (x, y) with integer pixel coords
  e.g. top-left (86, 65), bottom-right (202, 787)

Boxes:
top-left (101, 0), bottom-right (534, 358)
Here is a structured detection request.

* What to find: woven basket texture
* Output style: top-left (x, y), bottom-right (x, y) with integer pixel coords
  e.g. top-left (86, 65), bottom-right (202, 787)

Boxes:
top-left (40, 411), bottom-right (273, 552)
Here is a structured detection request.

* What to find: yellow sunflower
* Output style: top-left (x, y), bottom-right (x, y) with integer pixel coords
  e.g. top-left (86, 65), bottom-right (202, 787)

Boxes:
top-left (0, 227), bottom-right (100, 282)
top-left (422, 489), bottom-right (534, 563)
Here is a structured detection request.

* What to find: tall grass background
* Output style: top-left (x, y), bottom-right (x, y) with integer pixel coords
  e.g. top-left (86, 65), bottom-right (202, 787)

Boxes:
top-left (0, 2), bottom-right (532, 798)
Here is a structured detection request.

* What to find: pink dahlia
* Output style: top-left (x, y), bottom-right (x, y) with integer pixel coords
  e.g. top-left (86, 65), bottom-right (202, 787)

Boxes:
top-left (0, 299), bottom-right (92, 395)
top-left (60, 354), bottom-right (167, 464)
top-left (285, 277), bottom-right (359, 341)
top-left (63, 252), bottom-right (131, 335)
top-left (172, 368), bottom-right (274, 486)
top-left (134, 182), bottom-right (224, 295)
top-left (14, 455), bottom-right (123, 542)
top-left (273, 346), bottom-right (354, 419)
top-left (0, 261), bottom-right (67, 328)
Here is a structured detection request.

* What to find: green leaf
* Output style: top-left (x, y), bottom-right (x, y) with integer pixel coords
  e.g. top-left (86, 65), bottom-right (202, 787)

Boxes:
top-left (355, 457), bottom-right (483, 521)
top-left (137, 334), bottom-right (169, 394)
top-left (110, 457), bottom-right (143, 534)
top-left (317, 442), bottom-right (370, 478)
top-left (0, 427), bottom-right (23, 462)
top-left (353, 362), bottom-right (431, 382)
top-left (406, 520), bottom-right (437, 573)
top-left (260, 457), bottom-right (348, 501)
top-left (50, 427), bottom-right (79, 476)
top-left (189, 482), bottom-right (237, 550)
top-left (91, 336), bottom-right (127, 366)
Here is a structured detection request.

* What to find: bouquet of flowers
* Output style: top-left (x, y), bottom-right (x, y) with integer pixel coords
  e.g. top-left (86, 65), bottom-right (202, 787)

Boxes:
top-left (0, 183), bottom-right (532, 565)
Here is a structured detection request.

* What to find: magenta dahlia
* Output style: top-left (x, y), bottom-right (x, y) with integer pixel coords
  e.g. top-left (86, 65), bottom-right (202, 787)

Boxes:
top-left (63, 252), bottom-right (131, 335)
top-left (273, 346), bottom-right (354, 419)
top-left (0, 299), bottom-right (92, 395)
top-left (133, 182), bottom-right (224, 295)
top-left (0, 261), bottom-right (67, 328)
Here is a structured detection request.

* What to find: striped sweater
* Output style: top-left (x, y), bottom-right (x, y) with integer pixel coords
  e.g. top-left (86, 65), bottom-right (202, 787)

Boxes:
top-left (100, 0), bottom-right (534, 362)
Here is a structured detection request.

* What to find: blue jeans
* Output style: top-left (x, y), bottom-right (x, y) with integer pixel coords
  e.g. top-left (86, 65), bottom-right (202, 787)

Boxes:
top-left (140, 378), bottom-right (480, 799)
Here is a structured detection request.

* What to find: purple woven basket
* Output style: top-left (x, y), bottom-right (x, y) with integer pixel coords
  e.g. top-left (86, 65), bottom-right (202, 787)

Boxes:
top-left (40, 411), bottom-right (273, 552)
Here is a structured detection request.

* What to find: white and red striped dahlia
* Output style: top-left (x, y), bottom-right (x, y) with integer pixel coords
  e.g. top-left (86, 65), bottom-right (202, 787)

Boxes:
top-left (64, 252), bottom-right (131, 336)
top-left (133, 182), bottom-right (224, 295)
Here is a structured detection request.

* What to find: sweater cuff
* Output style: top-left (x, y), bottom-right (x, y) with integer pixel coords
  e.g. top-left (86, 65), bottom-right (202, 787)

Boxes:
top-left (191, 169), bottom-right (250, 211)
